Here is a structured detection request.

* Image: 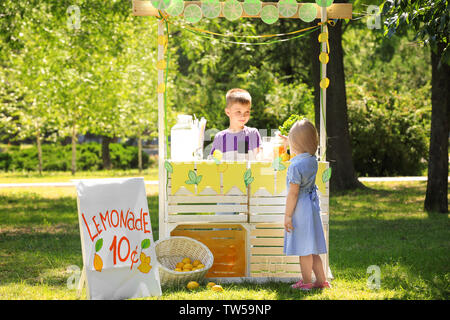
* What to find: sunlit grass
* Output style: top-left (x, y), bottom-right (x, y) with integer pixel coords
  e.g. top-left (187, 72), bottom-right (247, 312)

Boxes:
top-left (0, 181), bottom-right (448, 300)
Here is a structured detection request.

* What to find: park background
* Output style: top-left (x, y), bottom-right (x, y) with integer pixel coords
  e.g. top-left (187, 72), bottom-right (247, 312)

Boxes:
top-left (0, 0), bottom-right (448, 299)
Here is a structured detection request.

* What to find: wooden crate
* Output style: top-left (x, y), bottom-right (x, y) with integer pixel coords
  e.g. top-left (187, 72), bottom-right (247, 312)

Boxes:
top-left (170, 224), bottom-right (247, 278)
top-left (250, 223), bottom-right (329, 279)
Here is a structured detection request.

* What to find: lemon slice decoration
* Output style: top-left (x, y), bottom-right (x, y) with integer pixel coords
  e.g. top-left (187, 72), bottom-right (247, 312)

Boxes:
top-left (223, 0), bottom-right (243, 21)
top-left (316, 0), bottom-right (334, 7)
top-left (165, 0), bottom-right (184, 16)
top-left (184, 4), bottom-right (203, 23)
top-left (202, 0), bottom-right (221, 19)
top-left (261, 4), bottom-right (279, 24)
top-left (243, 0), bottom-right (262, 16)
top-left (151, 0), bottom-right (172, 10)
top-left (278, 0), bottom-right (297, 18)
top-left (298, 3), bottom-right (317, 22)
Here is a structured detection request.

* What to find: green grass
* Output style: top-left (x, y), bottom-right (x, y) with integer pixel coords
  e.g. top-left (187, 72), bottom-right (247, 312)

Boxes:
top-left (0, 181), bottom-right (448, 300)
top-left (0, 168), bottom-right (159, 184)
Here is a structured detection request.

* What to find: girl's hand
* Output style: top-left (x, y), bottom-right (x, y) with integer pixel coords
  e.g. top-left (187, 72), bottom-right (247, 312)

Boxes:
top-left (284, 215), bottom-right (294, 233)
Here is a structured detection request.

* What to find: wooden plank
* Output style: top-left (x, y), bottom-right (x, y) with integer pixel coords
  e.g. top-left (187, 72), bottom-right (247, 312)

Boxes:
top-left (251, 237), bottom-right (284, 246)
top-left (251, 246), bottom-right (284, 255)
top-left (249, 197), bottom-right (286, 205)
top-left (251, 255), bottom-right (299, 264)
top-left (168, 204), bottom-right (247, 213)
top-left (167, 214), bottom-right (248, 223)
top-left (249, 205), bottom-right (286, 214)
top-left (250, 263), bottom-right (300, 273)
top-left (249, 213), bottom-right (328, 224)
top-left (132, 1), bottom-right (352, 19)
top-left (250, 227), bottom-right (284, 237)
top-left (169, 195), bottom-right (247, 204)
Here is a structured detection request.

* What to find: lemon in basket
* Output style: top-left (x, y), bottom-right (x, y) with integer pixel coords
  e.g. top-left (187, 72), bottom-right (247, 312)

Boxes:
top-left (197, 263), bottom-right (205, 269)
top-left (182, 257), bottom-right (191, 264)
top-left (183, 263), bottom-right (193, 270)
top-left (186, 281), bottom-right (200, 290)
top-left (174, 267), bottom-right (183, 272)
top-left (192, 259), bottom-right (201, 267)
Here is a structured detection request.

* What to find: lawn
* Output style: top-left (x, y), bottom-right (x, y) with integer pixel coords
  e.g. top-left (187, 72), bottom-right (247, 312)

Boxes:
top-left (0, 180), bottom-right (448, 300)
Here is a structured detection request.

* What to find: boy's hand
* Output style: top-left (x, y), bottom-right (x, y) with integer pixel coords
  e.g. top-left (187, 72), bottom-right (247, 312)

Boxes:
top-left (284, 215), bottom-right (294, 233)
top-left (277, 132), bottom-right (289, 149)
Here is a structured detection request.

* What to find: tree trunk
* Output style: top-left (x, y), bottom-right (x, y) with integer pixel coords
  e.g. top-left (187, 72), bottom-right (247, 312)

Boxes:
top-left (138, 135), bottom-right (143, 174)
top-left (310, 7), bottom-right (364, 192)
top-left (102, 135), bottom-right (112, 170)
top-left (425, 43), bottom-right (449, 213)
top-left (71, 124), bottom-right (77, 176)
top-left (36, 129), bottom-right (42, 176)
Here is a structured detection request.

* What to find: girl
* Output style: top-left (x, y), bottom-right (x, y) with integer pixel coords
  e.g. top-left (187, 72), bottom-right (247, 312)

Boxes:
top-left (280, 119), bottom-right (330, 291)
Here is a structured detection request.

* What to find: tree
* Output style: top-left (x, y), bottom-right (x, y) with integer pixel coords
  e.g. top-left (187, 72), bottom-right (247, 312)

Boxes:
top-left (383, 0), bottom-right (449, 213)
top-left (310, 0), bottom-right (365, 192)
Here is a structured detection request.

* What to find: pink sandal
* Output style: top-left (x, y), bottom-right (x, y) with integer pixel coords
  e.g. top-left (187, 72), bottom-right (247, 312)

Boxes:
top-left (291, 280), bottom-right (313, 291)
top-left (313, 281), bottom-right (332, 289)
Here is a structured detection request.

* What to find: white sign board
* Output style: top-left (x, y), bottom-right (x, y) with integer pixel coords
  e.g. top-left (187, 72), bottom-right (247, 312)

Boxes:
top-left (76, 177), bottom-right (161, 300)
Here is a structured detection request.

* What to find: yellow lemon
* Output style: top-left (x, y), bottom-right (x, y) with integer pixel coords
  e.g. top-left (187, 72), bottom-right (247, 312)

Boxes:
top-left (174, 268), bottom-right (182, 272)
top-left (207, 282), bottom-right (216, 289)
top-left (186, 281), bottom-right (200, 290)
top-left (183, 263), bottom-right (193, 270)
top-left (197, 263), bottom-right (205, 269)
top-left (176, 262), bottom-right (185, 269)
top-left (182, 257), bottom-right (191, 264)
top-left (211, 285), bottom-right (223, 292)
top-left (192, 260), bottom-right (201, 267)
top-left (213, 150), bottom-right (223, 161)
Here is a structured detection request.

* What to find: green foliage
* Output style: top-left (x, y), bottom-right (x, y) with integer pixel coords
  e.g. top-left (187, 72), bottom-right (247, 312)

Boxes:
top-left (278, 114), bottom-right (305, 137)
top-left (1, 143), bottom-right (150, 172)
top-left (382, 0), bottom-right (450, 66)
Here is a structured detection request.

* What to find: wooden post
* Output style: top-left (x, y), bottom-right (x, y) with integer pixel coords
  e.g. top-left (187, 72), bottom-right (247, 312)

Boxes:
top-left (157, 20), bottom-right (168, 241)
top-left (319, 6), bottom-right (327, 161)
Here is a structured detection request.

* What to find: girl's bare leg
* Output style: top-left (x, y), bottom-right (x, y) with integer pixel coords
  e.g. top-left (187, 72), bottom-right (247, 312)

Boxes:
top-left (299, 255), bottom-right (313, 284)
top-left (312, 254), bottom-right (326, 285)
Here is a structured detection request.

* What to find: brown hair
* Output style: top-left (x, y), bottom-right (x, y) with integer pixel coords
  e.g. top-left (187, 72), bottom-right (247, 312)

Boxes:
top-left (288, 119), bottom-right (319, 156)
top-left (226, 88), bottom-right (252, 108)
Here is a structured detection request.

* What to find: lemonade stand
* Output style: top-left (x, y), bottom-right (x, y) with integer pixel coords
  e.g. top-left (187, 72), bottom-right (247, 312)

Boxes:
top-left (132, 0), bottom-right (352, 282)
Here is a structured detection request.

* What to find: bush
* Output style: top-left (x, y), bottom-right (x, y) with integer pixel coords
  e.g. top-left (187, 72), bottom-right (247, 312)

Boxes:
top-left (348, 99), bottom-right (430, 177)
top-left (3, 142), bottom-right (151, 172)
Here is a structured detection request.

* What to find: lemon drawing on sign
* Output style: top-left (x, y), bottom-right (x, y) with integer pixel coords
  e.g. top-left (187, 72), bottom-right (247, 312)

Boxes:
top-left (315, 0), bottom-right (334, 8)
top-left (223, 0), bottom-right (243, 21)
top-left (184, 4), bottom-right (203, 23)
top-left (165, 0), bottom-right (184, 16)
top-left (278, 0), bottom-right (298, 18)
top-left (202, 0), bottom-right (221, 19)
top-left (93, 238), bottom-right (103, 272)
top-left (261, 5), bottom-right (279, 24)
top-left (138, 252), bottom-right (152, 273)
top-left (243, 0), bottom-right (262, 16)
top-left (298, 3), bottom-right (317, 22)
top-left (151, 0), bottom-right (172, 10)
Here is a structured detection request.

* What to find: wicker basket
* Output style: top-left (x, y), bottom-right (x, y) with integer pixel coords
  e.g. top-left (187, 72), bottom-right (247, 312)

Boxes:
top-left (155, 236), bottom-right (214, 287)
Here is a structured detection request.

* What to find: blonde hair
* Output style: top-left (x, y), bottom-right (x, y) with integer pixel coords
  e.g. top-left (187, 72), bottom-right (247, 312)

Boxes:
top-left (288, 119), bottom-right (319, 156)
top-left (226, 88), bottom-right (252, 108)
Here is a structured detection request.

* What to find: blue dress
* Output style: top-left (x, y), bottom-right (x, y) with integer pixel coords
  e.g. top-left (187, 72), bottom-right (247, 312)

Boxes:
top-left (283, 152), bottom-right (327, 256)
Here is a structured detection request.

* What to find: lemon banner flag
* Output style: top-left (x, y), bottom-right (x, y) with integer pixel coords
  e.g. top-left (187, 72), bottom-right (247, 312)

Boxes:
top-left (75, 177), bottom-right (162, 300)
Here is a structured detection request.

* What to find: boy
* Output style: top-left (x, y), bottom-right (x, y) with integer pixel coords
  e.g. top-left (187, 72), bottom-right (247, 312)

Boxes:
top-left (210, 88), bottom-right (262, 161)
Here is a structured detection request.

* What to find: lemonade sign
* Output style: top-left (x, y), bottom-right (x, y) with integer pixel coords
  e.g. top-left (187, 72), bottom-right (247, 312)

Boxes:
top-left (76, 177), bottom-right (161, 300)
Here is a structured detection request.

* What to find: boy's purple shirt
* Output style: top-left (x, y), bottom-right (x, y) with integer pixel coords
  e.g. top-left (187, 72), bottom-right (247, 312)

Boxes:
top-left (210, 126), bottom-right (262, 160)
